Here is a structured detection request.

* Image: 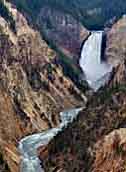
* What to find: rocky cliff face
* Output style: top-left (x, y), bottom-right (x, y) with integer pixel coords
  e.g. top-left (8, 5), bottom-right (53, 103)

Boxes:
top-left (0, 1), bottom-right (86, 172)
top-left (1, 2), bottom-right (126, 172)
top-left (42, 84), bottom-right (126, 172)
top-left (106, 15), bottom-right (126, 66)
top-left (10, 0), bottom-right (90, 91)
top-left (39, 17), bottom-right (126, 172)
top-left (37, 5), bottom-right (89, 62)
top-left (92, 128), bottom-right (126, 172)
top-left (105, 16), bottom-right (126, 87)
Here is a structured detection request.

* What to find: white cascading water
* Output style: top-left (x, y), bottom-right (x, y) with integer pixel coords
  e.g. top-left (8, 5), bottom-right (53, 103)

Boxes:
top-left (80, 31), bottom-right (112, 91)
top-left (19, 108), bottom-right (82, 172)
top-left (18, 31), bottom-right (112, 172)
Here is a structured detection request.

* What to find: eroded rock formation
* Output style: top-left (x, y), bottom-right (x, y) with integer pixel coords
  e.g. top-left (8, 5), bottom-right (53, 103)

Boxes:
top-left (0, 1), bottom-right (86, 171)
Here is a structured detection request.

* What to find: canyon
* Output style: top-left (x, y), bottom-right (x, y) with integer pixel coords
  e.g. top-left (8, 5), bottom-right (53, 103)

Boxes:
top-left (0, 1), bottom-right (126, 172)
top-left (18, 29), bottom-right (113, 172)
top-left (40, 16), bottom-right (126, 172)
top-left (0, 1), bottom-right (87, 172)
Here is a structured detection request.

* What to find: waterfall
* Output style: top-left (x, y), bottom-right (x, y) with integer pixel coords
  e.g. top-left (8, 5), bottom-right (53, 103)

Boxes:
top-left (18, 31), bottom-right (112, 172)
top-left (80, 31), bottom-right (112, 91)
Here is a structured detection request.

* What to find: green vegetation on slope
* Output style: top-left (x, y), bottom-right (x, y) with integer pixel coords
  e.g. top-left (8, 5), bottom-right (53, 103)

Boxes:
top-left (11, 0), bottom-right (126, 29)
top-left (11, 0), bottom-right (89, 92)
top-left (43, 84), bottom-right (126, 172)
top-left (39, 29), bottom-right (89, 92)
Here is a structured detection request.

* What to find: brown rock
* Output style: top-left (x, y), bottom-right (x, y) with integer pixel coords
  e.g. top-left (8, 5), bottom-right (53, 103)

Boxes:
top-left (0, 2), bottom-right (87, 172)
top-left (93, 128), bottom-right (126, 172)
top-left (106, 16), bottom-right (126, 65)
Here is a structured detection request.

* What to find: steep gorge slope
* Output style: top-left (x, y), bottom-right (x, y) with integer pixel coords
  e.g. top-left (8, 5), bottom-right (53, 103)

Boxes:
top-left (11, 0), bottom-right (89, 86)
top-left (40, 17), bottom-right (126, 172)
top-left (0, 1), bottom-right (86, 172)
top-left (92, 128), bottom-right (126, 172)
top-left (11, 0), bottom-right (126, 30)
top-left (37, 5), bottom-right (88, 62)
top-left (2, 1), bottom-right (126, 172)
top-left (106, 15), bottom-right (126, 65)
top-left (42, 79), bottom-right (126, 172)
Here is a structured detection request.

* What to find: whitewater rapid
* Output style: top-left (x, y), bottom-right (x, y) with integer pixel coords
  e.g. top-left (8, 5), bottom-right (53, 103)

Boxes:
top-left (80, 31), bottom-right (112, 91)
top-left (19, 108), bottom-right (82, 172)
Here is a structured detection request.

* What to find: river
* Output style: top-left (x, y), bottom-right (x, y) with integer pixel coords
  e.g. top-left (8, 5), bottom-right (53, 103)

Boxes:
top-left (19, 108), bottom-right (82, 172)
top-left (19, 31), bottom-right (113, 172)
